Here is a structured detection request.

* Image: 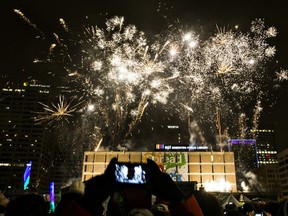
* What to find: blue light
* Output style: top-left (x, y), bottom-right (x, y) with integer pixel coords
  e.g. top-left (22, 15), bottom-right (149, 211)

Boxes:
top-left (49, 182), bottom-right (55, 213)
top-left (23, 161), bottom-right (32, 190)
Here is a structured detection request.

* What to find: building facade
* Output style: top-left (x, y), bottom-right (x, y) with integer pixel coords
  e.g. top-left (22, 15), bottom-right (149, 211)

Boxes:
top-left (82, 151), bottom-right (237, 192)
top-left (228, 139), bottom-right (258, 192)
top-left (228, 129), bottom-right (278, 193)
top-left (0, 82), bottom-right (53, 193)
top-left (251, 129), bottom-right (278, 166)
top-left (278, 147), bottom-right (288, 198)
top-left (255, 164), bottom-right (282, 199)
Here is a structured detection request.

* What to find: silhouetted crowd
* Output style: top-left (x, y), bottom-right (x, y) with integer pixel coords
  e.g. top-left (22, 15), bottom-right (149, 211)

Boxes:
top-left (0, 158), bottom-right (287, 216)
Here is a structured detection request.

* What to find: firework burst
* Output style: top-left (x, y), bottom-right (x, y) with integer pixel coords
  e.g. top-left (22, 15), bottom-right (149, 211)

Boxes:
top-left (15, 9), bottom-right (285, 149)
top-left (14, 9), bottom-right (44, 37)
top-left (34, 95), bottom-right (83, 125)
top-left (159, 19), bottom-right (280, 143)
top-left (38, 16), bottom-right (180, 148)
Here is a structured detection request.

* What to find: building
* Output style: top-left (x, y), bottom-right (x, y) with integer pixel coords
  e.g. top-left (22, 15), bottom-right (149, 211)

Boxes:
top-left (228, 131), bottom-right (278, 193)
top-left (278, 147), bottom-right (288, 198)
top-left (0, 82), bottom-right (53, 193)
top-left (82, 150), bottom-right (237, 192)
top-left (140, 107), bottom-right (191, 146)
top-left (229, 139), bottom-right (258, 170)
top-left (228, 139), bottom-right (258, 192)
top-left (251, 129), bottom-right (278, 166)
top-left (255, 164), bottom-right (282, 199)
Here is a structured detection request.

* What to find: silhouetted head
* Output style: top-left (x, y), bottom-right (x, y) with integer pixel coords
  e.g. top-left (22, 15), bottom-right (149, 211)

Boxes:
top-left (5, 194), bottom-right (48, 216)
top-left (242, 202), bottom-right (256, 215)
top-left (191, 190), bottom-right (223, 216)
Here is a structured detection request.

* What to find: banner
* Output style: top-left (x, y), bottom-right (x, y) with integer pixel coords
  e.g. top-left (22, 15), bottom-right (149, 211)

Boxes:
top-left (142, 152), bottom-right (188, 181)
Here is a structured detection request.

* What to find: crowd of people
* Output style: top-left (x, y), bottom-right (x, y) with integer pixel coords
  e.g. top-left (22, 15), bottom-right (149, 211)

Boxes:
top-left (0, 158), bottom-right (287, 216)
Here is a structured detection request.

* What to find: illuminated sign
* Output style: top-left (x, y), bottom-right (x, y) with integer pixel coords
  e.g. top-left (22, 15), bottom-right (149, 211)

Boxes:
top-left (155, 144), bottom-right (209, 151)
top-left (143, 152), bottom-right (188, 181)
top-left (228, 139), bottom-right (256, 145)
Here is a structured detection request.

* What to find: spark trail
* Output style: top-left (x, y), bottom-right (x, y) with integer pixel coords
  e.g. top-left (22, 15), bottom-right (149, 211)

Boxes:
top-left (34, 95), bottom-right (83, 125)
top-left (40, 16), bottom-right (177, 149)
top-left (15, 9), bottom-right (285, 149)
top-left (162, 19), bottom-right (280, 144)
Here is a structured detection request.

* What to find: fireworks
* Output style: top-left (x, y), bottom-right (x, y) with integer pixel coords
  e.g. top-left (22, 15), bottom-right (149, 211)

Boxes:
top-left (14, 9), bottom-right (44, 37)
top-left (163, 19), bottom-right (279, 141)
top-left (38, 15), bottom-right (180, 148)
top-left (276, 69), bottom-right (288, 81)
top-left (15, 9), bottom-right (285, 149)
top-left (34, 95), bottom-right (83, 125)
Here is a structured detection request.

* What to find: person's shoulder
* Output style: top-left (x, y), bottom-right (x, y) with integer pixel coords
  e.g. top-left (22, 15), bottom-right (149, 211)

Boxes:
top-left (5, 194), bottom-right (48, 216)
top-left (54, 200), bottom-right (93, 216)
top-left (189, 191), bottom-right (223, 216)
top-left (169, 194), bottom-right (204, 216)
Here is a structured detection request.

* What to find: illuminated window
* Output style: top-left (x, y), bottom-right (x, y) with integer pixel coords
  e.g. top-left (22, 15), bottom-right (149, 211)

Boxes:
top-left (0, 163), bottom-right (11, 166)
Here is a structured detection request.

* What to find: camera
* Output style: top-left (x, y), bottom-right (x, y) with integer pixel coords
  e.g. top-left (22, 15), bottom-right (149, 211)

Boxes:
top-left (114, 162), bottom-right (149, 185)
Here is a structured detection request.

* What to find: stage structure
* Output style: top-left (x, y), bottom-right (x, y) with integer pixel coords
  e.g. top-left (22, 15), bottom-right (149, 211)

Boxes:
top-left (82, 151), bottom-right (237, 192)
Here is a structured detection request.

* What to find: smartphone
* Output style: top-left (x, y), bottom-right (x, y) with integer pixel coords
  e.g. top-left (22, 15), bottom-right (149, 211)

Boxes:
top-left (255, 213), bottom-right (263, 216)
top-left (114, 162), bottom-right (149, 185)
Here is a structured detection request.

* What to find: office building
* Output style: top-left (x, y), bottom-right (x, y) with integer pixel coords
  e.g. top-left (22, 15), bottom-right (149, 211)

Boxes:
top-left (255, 164), bottom-right (282, 198)
top-left (228, 139), bottom-right (258, 192)
top-left (0, 82), bottom-right (53, 193)
top-left (251, 129), bottom-right (278, 166)
top-left (228, 129), bottom-right (278, 193)
top-left (229, 139), bottom-right (258, 170)
top-left (278, 147), bottom-right (288, 198)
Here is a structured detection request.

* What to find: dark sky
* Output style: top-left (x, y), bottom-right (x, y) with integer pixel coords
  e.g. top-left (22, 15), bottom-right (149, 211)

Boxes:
top-left (1, 0), bottom-right (288, 151)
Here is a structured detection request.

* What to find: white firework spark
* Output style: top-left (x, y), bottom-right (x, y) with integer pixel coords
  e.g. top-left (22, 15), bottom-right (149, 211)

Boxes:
top-left (276, 69), bottom-right (288, 81)
top-left (16, 10), bottom-right (284, 149)
top-left (42, 16), bottom-right (179, 148)
top-left (34, 95), bottom-right (83, 125)
top-left (14, 9), bottom-right (43, 36)
top-left (163, 19), bottom-right (280, 143)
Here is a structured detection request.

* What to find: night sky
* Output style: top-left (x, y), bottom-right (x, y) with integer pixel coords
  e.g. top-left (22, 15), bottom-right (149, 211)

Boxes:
top-left (1, 0), bottom-right (287, 151)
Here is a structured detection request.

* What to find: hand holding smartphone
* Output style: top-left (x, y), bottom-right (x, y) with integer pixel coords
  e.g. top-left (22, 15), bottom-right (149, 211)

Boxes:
top-left (112, 161), bottom-right (152, 209)
top-left (114, 162), bottom-right (150, 185)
